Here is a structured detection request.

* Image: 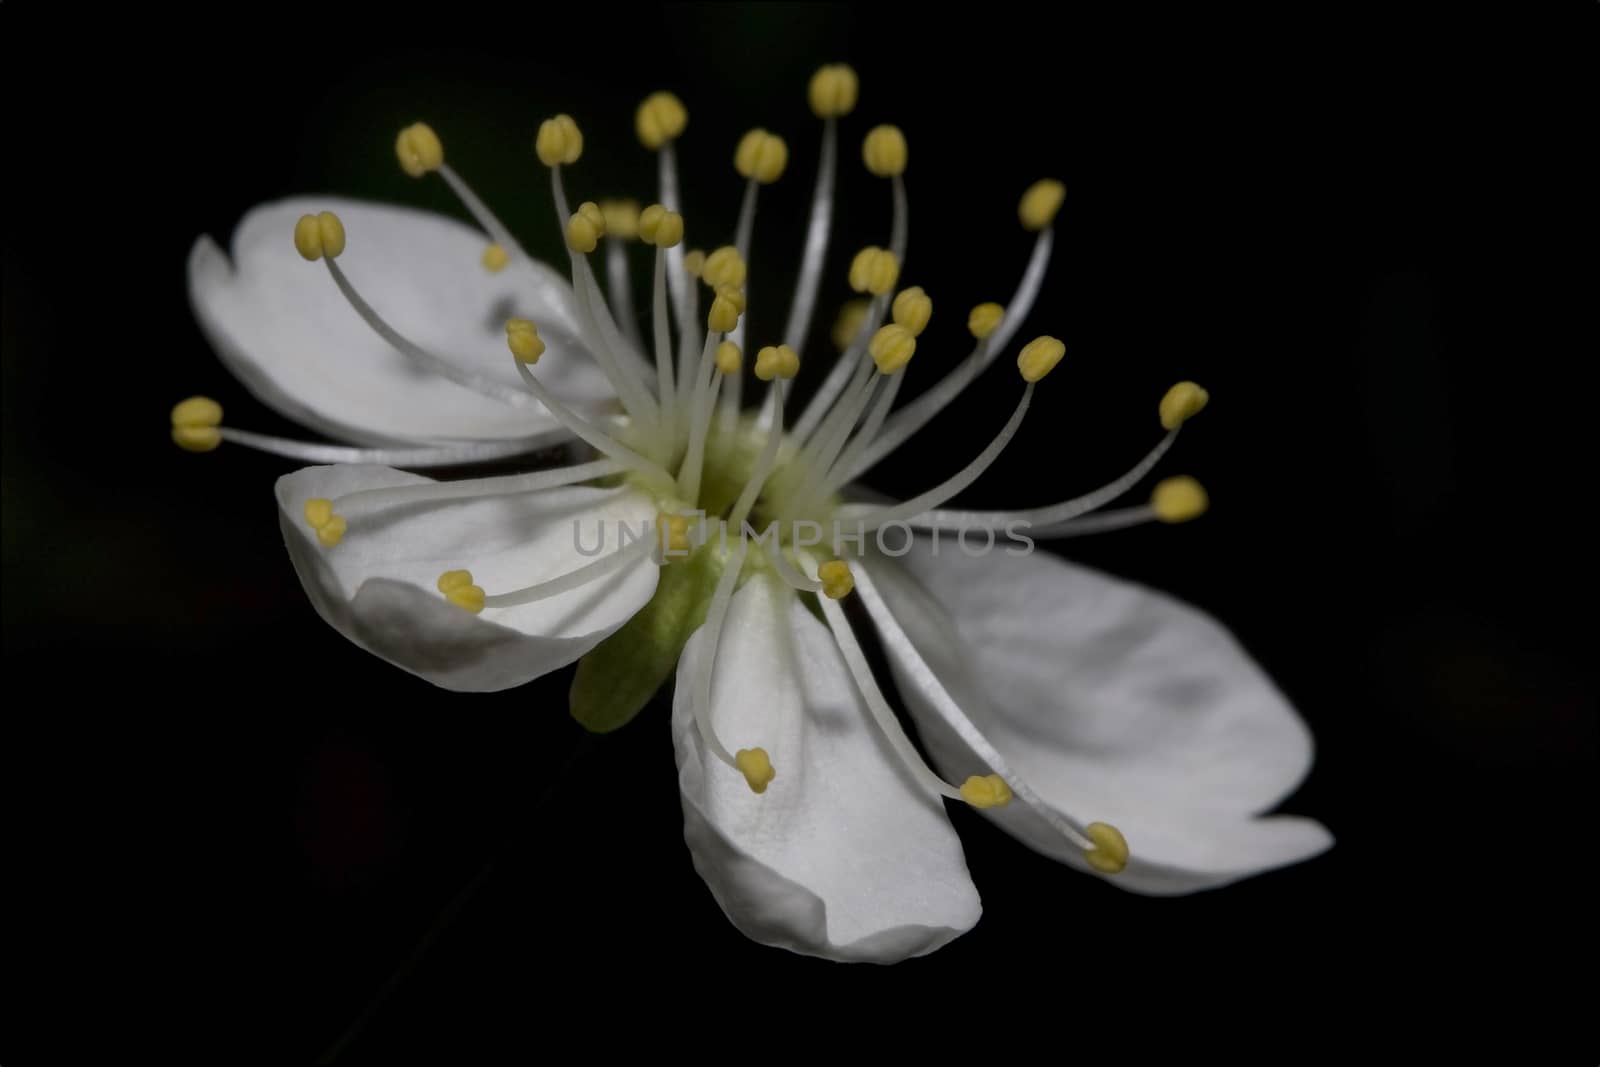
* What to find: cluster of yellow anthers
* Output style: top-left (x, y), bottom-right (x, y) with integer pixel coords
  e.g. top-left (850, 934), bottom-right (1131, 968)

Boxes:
top-left (170, 62), bottom-right (1228, 875)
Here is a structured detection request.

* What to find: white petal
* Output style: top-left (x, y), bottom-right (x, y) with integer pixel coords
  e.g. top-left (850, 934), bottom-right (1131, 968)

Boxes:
top-left (673, 575), bottom-right (981, 962)
top-left (861, 542), bottom-right (1331, 894)
top-left (276, 465), bottom-right (658, 692)
top-left (190, 196), bottom-right (614, 444)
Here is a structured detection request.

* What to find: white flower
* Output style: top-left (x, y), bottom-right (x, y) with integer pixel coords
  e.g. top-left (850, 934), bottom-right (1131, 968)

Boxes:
top-left (182, 70), bottom-right (1330, 963)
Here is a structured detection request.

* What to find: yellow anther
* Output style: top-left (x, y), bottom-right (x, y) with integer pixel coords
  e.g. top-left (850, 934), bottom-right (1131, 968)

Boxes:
top-left (535, 114), bottom-right (583, 167)
top-left (505, 318), bottom-right (546, 364)
top-left (714, 284), bottom-right (746, 313)
top-left (315, 515), bottom-right (347, 548)
top-left (600, 199), bottom-right (640, 240)
top-left (1083, 821), bottom-right (1129, 874)
top-left (868, 324), bottom-right (917, 375)
top-left (638, 204), bottom-right (684, 248)
top-left (1150, 476), bottom-right (1209, 524)
top-left (683, 249), bottom-right (706, 278)
top-left (862, 124), bottom-right (908, 177)
top-left (1019, 179), bottom-right (1066, 231)
top-left (566, 211), bottom-right (601, 254)
top-left (735, 748), bottom-right (776, 794)
top-left (1159, 381), bottom-right (1210, 431)
top-left (701, 246), bottom-right (747, 289)
top-left (170, 395), bottom-right (223, 452)
top-left (754, 344), bottom-right (800, 382)
top-left (303, 498), bottom-right (347, 548)
top-left (808, 63), bottom-right (859, 119)
top-left (715, 341), bottom-right (743, 376)
top-left (817, 559), bottom-right (854, 600)
top-left (968, 302), bottom-right (1004, 339)
top-left (734, 128), bottom-right (789, 184)
top-left (707, 288), bottom-right (744, 333)
top-left (576, 201), bottom-right (606, 236)
top-left (832, 299), bottom-right (871, 352)
top-left (891, 286), bottom-right (932, 336)
top-left (1017, 335), bottom-right (1066, 383)
top-left (436, 570), bottom-right (486, 614)
top-left (848, 246), bottom-right (899, 296)
top-left (658, 512), bottom-right (692, 555)
top-left (481, 243), bottom-right (510, 273)
top-left (394, 121), bottom-right (444, 178)
top-left (959, 774), bottom-right (1013, 809)
top-left (292, 211), bottom-right (346, 261)
top-left (636, 91), bottom-right (688, 150)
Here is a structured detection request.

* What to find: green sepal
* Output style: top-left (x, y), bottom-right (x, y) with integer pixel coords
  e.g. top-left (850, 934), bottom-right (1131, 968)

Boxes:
top-left (568, 544), bottom-right (726, 733)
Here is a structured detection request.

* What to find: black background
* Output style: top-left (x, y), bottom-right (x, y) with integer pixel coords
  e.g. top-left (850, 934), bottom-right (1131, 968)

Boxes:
top-left (3, 4), bottom-right (1594, 1061)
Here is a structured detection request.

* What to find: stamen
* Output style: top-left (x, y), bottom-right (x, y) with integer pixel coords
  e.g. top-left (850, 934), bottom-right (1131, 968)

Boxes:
top-left (789, 160), bottom-right (910, 438)
top-left (478, 533), bottom-right (659, 608)
top-left (1018, 178), bottom-right (1066, 232)
top-left (807, 64), bottom-right (859, 120)
top-left (780, 69), bottom-right (846, 351)
top-left (1150, 475), bottom-right (1209, 522)
top-left (391, 122), bottom-right (550, 294)
top-left (657, 143), bottom-right (690, 332)
top-left (862, 125), bottom-right (908, 179)
top-left (810, 556), bottom-right (998, 808)
top-left (868, 323), bottom-right (917, 374)
top-left (702, 246), bottom-right (747, 289)
top-left (301, 212), bottom-right (550, 410)
top-left (890, 286), bottom-right (933, 337)
top-left (752, 345), bottom-right (800, 383)
top-left (908, 433), bottom-right (1176, 532)
top-left (816, 559), bottom-right (854, 600)
top-left (849, 246), bottom-right (900, 296)
top-left (984, 184), bottom-right (1060, 359)
top-left (567, 232), bottom-right (666, 438)
top-left (840, 304), bottom-right (996, 481)
top-left (689, 542), bottom-right (765, 784)
top-left (832, 300), bottom-right (871, 353)
top-left (762, 543), bottom-right (822, 594)
top-left (640, 210), bottom-right (681, 435)
top-left (639, 208), bottom-right (686, 387)
top-left (893, 382), bottom-right (1206, 531)
top-left (303, 498), bottom-right (347, 547)
top-left (331, 458), bottom-right (621, 514)
top-left (734, 128), bottom-right (789, 185)
top-left (727, 378), bottom-right (793, 530)
top-left (1027, 506), bottom-right (1162, 539)
top-left (535, 114), bottom-right (584, 168)
top-left (676, 333), bottom-right (729, 502)
top-left (800, 287), bottom-right (932, 492)
top-left (602, 199), bottom-right (644, 351)
top-left (676, 249), bottom-right (705, 414)
top-left (1159, 380), bottom-right (1210, 430)
top-left (784, 356), bottom-right (881, 515)
top-left (214, 428), bottom-right (571, 468)
top-left (509, 330), bottom-right (676, 496)
top-left (170, 396), bottom-right (223, 453)
top-left (850, 565), bottom-right (1116, 852)
top-left (658, 511), bottom-right (694, 557)
top-left (636, 92), bottom-right (688, 152)
top-left (436, 569), bottom-right (485, 614)
top-left (843, 356), bottom-right (1043, 533)
top-left (1083, 822), bottom-right (1130, 874)
top-left (788, 295), bottom-right (882, 445)
top-left (817, 370), bottom-right (903, 498)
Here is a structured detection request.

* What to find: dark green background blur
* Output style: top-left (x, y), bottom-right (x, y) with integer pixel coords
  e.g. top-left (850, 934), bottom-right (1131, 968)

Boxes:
top-left (3, 4), bottom-right (1593, 1061)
